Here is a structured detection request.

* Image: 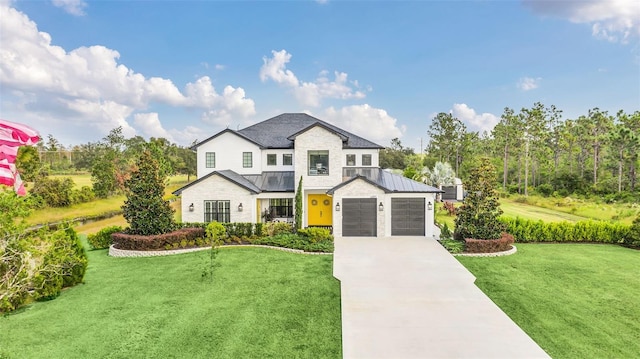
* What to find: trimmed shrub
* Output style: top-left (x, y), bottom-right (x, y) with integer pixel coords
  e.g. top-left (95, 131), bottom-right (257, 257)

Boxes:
top-left (297, 227), bottom-right (333, 243)
top-left (206, 222), bottom-right (226, 242)
top-left (464, 233), bottom-right (514, 253)
top-left (253, 233), bottom-right (334, 253)
top-left (621, 216), bottom-right (640, 248)
top-left (112, 227), bottom-right (206, 251)
top-left (500, 217), bottom-right (631, 244)
top-left (263, 222), bottom-right (295, 237)
top-left (87, 226), bottom-right (123, 250)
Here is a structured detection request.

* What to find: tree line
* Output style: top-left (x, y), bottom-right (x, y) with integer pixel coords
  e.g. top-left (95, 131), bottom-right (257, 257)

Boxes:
top-left (380, 103), bottom-right (639, 199)
top-left (14, 127), bottom-right (197, 207)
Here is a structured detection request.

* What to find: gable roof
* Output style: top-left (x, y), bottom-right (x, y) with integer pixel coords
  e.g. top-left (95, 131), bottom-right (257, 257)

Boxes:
top-left (193, 113), bottom-right (383, 149)
top-left (328, 168), bottom-right (443, 194)
top-left (172, 169), bottom-right (261, 195)
top-left (190, 128), bottom-right (264, 150)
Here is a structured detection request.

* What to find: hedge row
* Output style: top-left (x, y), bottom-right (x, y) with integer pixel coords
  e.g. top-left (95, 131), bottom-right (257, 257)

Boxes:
top-left (464, 233), bottom-right (515, 253)
top-left (500, 217), bottom-right (633, 245)
top-left (112, 227), bottom-right (207, 251)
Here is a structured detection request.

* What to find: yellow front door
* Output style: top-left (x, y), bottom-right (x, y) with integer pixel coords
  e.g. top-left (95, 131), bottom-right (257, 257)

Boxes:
top-left (307, 194), bottom-right (332, 226)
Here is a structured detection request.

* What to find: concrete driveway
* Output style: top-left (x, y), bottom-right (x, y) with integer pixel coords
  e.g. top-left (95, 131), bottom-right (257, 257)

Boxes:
top-left (333, 236), bottom-right (550, 359)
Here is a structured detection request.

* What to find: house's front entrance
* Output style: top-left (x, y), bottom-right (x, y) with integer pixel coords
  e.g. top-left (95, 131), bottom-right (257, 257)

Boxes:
top-left (307, 194), bottom-right (332, 226)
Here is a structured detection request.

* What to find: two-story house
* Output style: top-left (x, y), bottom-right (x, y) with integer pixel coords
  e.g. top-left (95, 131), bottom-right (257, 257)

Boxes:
top-left (173, 113), bottom-right (442, 237)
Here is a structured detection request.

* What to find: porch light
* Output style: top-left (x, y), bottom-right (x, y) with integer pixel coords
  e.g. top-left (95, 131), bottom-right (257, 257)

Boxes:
top-left (335, 202), bottom-right (340, 212)
top-left (238, 203), bottom-right (243, 212)
top-left (427, 201), bottom-right (433, 211)
top-left (188, 203), bottom-right (194, 212)
top-left (379, 202), bottom-right (384, 211)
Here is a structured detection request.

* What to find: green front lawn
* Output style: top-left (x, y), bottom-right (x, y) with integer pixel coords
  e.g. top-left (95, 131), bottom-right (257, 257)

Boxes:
top-left (457, 244), bottom-right (640, 359)
top-left (0, 246), bottom-right (342, 358)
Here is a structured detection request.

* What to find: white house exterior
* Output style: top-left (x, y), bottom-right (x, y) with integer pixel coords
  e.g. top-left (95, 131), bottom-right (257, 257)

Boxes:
top-left (174, 113), bottom-right (442, 237)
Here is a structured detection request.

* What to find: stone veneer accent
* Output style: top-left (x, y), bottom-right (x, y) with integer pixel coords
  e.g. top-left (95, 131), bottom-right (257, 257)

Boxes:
top-left (109, 244), bottom-right (332, 258)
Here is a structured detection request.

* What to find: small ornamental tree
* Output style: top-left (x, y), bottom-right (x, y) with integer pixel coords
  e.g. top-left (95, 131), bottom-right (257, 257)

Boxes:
top-left (122, 150), bottom-right (175, 235)
top-left (295, 176), bottom-right (303, 231)
top-left (454, 157), bottom-right (505, 240)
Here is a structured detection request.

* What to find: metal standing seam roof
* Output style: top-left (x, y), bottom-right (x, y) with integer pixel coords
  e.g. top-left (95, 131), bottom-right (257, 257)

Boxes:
top-left (194, 113), bottom-right (384, 149)
top-left (243, 171), bottom-right (295, 192)
top-left (329, 168), bottom-right (443, 194)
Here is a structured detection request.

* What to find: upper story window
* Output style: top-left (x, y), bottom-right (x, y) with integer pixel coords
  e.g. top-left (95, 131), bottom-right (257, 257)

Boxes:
top-left (206, 152), bottom-right (215, 168)
top-left (362, 154), bottom-right (372, 166)
top-left (346, 154), bottom-right (356, 166)
top-left (243, 152), bottom-right (253, 168)
top-left (308, 150), bottom-right (329, 176)
top-left (267, 154), bottom-right (277, 166)
top-left (283, 154), bottom-right (293, 166)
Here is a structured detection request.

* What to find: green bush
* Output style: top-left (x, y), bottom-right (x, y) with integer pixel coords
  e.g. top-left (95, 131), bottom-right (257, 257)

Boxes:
top-left (206, 222), bottom-right (226, 242)
top-left (33, 225), bottom-right (87, 301)
top-left (297, 227), bottom-right (333, 243)
top-left (535, 183), bottom-right (554, 197)
top-left (263, 222), bottom-right (295, 236)
top-left (71, 186), bottom-right (95, 204)
top-left (439, 239), bottom-right (464, 254)
top-left (87, 226), bottom-right (123, 250)
top-left (31, 176), bottom-right (74, 207)
top-left (254, 233), bottom-right (333, 253)
top-left (500, 217), bottom-right (631, 244)
top-left (621, 216), bottom-right (640, 248)
top-left (440, 223), bottom-right (453, 240)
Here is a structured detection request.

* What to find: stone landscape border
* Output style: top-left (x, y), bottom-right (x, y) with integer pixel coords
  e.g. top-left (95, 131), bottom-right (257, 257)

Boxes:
top-left (452, 245), bottom-right (517, 257)
top-left (108, 244), bottom-right (332, 257)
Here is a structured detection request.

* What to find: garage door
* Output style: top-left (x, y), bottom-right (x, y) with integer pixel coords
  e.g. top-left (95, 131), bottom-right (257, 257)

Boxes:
top-left (441, 186), bottom-right (456, 200)
top-left (391, 198), bottom-right (425, 236)
top-left (342, 198), bottom-right (377, 237)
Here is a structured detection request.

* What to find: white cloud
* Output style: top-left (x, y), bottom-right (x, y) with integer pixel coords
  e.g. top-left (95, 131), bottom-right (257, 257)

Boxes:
top-left (260, 49), bottom-right (365, 107)
top-left (52, 0), bottom-right (87, 16)
top-left (133, 113), bottom-right (175, 142)
top-left (321, 104), bottom-right (404, 146)
top-left (450, 103), bottom-right (499, 134)
top-left (0, 4), bottom-right (255, 144)
top-left (517, 76), bottom-right (541, 91)
top-left (523, 0), bottom-right (640, 44)
top-left (214, 64), bottom-right (225, 71)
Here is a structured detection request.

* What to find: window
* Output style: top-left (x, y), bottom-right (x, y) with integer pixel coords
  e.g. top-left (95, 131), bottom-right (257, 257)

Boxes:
top-left (206, 152), bottom-right (215, 168)
top-left (243, 152), bottom-right (253, 168)
top-left (308, 150), bottom-right (329, 175)
top-left (282, 153), bottom-right (293, 166)
top-left (204, 200), bottom-right (230, 223)
top-left (269, 198), bottom-right (293, 218)
top-left (346, 154), bottom-right (356, 166)
top-left (362, 154), bottom-right (372, 166)
top-left (267, 154), bottom-right (277, 166)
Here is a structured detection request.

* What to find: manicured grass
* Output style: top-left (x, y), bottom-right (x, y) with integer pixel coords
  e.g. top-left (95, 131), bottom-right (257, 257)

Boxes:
top-left (0, 245), bottom-right (342, 358)
top-left (457, 244), bottom-right (640, 359)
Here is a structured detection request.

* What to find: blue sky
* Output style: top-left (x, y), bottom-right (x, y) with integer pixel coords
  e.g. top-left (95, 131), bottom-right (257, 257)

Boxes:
top-left (1, 0), bottom-right (638, 150)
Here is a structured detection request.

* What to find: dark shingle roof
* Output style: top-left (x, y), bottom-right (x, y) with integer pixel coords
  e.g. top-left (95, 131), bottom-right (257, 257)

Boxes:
top-left (204, 113), bottom-right (383, 149)
top-left (328, 168), bottom-right (443, 194)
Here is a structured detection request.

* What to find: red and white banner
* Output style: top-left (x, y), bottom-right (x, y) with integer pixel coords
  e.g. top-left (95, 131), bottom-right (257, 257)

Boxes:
top-left (0, 119), bottom-right (40, 196)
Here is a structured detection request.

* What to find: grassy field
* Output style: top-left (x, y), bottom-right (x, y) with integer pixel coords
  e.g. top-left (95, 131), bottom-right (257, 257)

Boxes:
top-left (457, 244), bottom-right (640, 359)
top-left (435, 194), bottom-right (639, 230)
top-left (26, 175), bottom-right (190, 226)
top-left (0, 245), bottom-right (342, 359)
